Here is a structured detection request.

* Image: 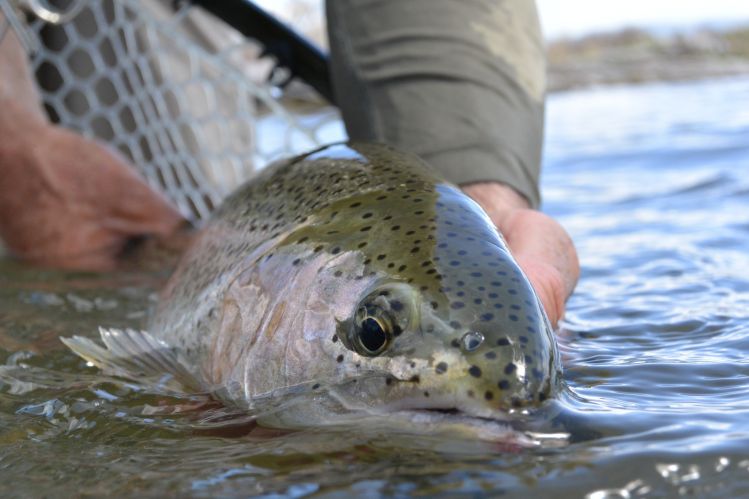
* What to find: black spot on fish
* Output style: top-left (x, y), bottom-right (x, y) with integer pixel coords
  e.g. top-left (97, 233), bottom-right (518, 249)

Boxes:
top-left (409, 375), bottom-right (420, 383)
top-left (312, 383), bottom-right (320, 390)
top-left (337, 355), bottom-right (344, 363)
top-left (450, 301), bottom-right (465, 310)
top-left (504, 363), bottom-right (517, 375)
top-left (449, 320), bottom-right (461, 329)
top-left (498, 379), bottom-right (510, 390)
top-left (451, 339), bottom-right (460, 348)
top-left (332, 334), bottom-right (338, 343)
top-left (391, 300), bottom-right (404, 312)
top-left (509, 314), bottom-right (519, 321)
top-left (435, 362), bottom-right (448, 374)
top-left (480, 313), bottom-right (494, 322)
top-left (360, 226), bottom-right (372, 232)
top-left (484, 391), bottom-right (494, 401)
top-left (292, 259), bottom-right (301, 266)
top-left (391, 225), bottom-right (401, 231)
top-left (334, 270), bottom-right (343, 277)
top-left (362, 213), bottom-right (373, 219)
top-left (468, 366), bottom-right (482, 378)
top-left (331, 247), bottom-right (341, 255)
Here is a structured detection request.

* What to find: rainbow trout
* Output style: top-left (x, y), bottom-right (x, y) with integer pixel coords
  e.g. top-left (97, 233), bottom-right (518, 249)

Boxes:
top-left (64, 143), bottom-right (561, 433)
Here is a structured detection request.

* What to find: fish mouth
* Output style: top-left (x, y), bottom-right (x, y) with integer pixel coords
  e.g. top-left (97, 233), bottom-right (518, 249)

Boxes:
top-left (380, 394), bottom-right (510, 422)
top-left (395, 407), bottom-right (506, 426)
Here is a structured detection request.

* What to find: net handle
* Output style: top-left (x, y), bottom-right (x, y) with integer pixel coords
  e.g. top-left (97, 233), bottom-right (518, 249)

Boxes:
top-left (24, 0), bottom-right (86, 24)
top-left (188, 0), bottom-right (335, 105)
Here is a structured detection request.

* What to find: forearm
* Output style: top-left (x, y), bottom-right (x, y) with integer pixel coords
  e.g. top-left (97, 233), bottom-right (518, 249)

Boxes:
top-left (0, 11), bottom-right (46, 124)
top-left (326, 0), bottom-right (546, 207)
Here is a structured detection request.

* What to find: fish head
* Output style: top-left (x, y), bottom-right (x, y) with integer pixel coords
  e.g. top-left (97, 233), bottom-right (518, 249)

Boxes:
top-left (324, 181), bottom-right (561, 419)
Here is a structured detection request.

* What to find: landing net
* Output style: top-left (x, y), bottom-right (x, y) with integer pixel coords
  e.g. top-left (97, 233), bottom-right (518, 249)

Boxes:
top-left (4, 0), bottom-right (342, 220)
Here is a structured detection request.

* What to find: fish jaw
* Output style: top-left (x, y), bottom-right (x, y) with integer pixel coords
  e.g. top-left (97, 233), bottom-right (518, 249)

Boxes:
top-left (326, 301), bottom-right (559, 420)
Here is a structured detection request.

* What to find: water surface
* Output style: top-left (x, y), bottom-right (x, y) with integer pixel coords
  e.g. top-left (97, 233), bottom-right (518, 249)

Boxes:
top-left (1, 77), bottom-right (749, 497)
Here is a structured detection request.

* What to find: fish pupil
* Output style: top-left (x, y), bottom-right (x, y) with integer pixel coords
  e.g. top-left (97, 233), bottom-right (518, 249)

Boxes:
top-left (359, 317), bottom-right (388, 353)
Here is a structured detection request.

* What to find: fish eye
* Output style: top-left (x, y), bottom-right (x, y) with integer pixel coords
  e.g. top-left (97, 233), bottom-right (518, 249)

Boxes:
top-left (355, 315), bottom-right (392, 356)
top-left (341, 283), bottom-right (415, 357)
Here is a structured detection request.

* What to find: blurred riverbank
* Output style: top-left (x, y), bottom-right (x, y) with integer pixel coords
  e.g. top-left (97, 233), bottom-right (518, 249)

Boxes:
top-left (547, 25), bottom-right (749, 91)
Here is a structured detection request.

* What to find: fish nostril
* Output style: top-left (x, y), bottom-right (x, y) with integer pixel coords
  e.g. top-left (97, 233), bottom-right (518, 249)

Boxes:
top-left (461, 331), bottom-right (484, 352)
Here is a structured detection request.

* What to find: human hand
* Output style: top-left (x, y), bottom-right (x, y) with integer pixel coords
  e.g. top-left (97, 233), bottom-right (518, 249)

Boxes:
top-left (0, 101), bottom-right (185, 270)
top-left (462, 182), bottom-right (579, 328)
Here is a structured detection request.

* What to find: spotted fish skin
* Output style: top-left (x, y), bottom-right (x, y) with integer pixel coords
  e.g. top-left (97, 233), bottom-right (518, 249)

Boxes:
top-left (151, 142), bottom-right (560, 421)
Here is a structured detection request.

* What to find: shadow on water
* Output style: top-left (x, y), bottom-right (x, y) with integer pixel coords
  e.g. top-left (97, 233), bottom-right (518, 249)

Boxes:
top-left (2, 77), bottom-right (749, 497)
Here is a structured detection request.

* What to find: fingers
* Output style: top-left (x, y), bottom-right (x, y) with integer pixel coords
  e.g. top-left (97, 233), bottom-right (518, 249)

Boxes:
top-left (501, 210), bottom-right (580, 301)
top-left (0, 122), bottom-right (187, 270)
top-left (461, 183), bottom-right (580, 327)
top-left (49, 127), bottom-right (186, 237)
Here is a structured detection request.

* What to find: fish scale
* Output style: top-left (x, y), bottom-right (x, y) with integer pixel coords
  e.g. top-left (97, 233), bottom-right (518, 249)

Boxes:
top-left (125, 142), bottom-right (561, 424)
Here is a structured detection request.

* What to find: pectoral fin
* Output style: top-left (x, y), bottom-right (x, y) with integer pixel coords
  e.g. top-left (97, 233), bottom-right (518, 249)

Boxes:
top-left (61, 327), bottom-right (204, 393)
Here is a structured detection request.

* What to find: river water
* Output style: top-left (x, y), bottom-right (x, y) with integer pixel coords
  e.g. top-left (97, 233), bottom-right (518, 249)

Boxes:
top-left (1, 76), bottom-right (748, 497)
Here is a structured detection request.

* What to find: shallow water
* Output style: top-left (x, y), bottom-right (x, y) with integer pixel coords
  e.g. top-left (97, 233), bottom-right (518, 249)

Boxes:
top-left (2, 77), bottom-right (749, 497)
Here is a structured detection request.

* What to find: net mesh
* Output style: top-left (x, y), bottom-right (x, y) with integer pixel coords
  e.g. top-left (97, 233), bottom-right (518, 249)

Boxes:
top-left (11, 0), bottom-right (343, 220)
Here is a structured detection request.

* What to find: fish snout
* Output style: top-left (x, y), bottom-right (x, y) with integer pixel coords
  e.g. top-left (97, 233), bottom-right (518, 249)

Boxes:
top-left (437, 320), bottom-right (560, 413)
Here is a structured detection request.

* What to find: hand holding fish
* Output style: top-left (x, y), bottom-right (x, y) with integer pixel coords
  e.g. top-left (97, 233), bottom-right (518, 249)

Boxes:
top-left (0, 18), bottom-right (185, 270)
top-left (0, 99), bottom-right (185, 270)
top-left (463, 182), bottom-right (580, 327)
